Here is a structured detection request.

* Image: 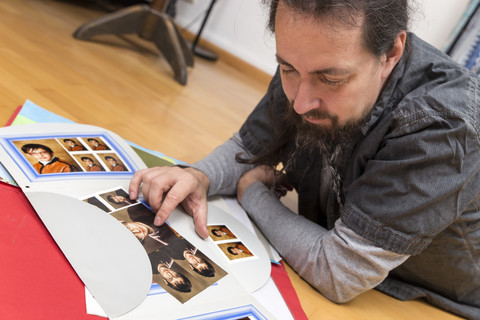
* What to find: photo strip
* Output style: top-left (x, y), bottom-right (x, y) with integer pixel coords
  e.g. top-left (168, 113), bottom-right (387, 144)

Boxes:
top-left (208, 225), bottom-right (256, 263)
top-left (82, 187), bottom-right (227, 304)
top-left (9, 134), bottom-right (132, 179)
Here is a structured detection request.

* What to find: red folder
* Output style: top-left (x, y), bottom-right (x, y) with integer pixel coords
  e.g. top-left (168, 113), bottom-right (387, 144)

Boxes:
top-left (271, 262), bottom-right (308, 320)
top-left (0, 182), bottom-right (104, 320)
top-left (5, 105), bottom-right (22, 126)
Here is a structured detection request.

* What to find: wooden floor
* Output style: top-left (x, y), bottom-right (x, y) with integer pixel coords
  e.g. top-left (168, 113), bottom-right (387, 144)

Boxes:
top-left (0, 1), bottom-right (465, 319)
top-left (0, 0), bottom-right (268, 164)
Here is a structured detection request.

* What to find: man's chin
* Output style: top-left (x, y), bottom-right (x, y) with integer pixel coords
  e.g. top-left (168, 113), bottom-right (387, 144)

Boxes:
top-left (300, 118), bottom-right (334, 133)
top-left (296, 115), bottom-right (365, 154)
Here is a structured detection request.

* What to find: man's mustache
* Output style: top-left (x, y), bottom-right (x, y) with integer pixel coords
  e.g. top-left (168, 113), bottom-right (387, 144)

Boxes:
top-left (303, 109), bottom-right (337, 120)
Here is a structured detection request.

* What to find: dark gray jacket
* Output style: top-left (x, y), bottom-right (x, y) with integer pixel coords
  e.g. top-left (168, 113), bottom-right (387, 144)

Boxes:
top-left (239, 34), bottom-right (480, 319)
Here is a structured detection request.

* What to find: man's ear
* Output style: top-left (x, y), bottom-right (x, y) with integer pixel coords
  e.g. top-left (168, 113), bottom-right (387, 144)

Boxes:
top-left (381, 31), bottom-right (407, 79)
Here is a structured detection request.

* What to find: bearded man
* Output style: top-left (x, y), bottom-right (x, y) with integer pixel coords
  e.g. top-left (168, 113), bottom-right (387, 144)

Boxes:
top-left (129, 1), bottom-right (480, 318)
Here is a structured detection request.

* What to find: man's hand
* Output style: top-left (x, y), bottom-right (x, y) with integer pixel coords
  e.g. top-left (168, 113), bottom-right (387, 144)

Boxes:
top-left (129, 166), bottom-right (210, 239)
top-left (237, 165), bottom-right (292, 203)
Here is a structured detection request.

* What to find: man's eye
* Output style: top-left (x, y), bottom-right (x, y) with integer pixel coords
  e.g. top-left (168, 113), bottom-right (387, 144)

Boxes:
top-left (281, 67), bottom-right (295, 75)
top-left (321, 76), bottom-right (348, 87)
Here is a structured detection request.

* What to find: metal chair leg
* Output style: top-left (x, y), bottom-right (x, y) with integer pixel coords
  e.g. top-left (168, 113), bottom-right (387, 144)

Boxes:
top-left (73, 2), bottom-right (192, 85)
top-left (73, 5), bottom-right (149, 39)
top-left (150, 13), bottom-right (189, 85)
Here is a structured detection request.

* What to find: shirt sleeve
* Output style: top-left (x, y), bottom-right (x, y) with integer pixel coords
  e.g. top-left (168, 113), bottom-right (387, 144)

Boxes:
top-left (241, 181), bottom-right (410, 303)
top-left (190, 132), bottom-right (254, 197)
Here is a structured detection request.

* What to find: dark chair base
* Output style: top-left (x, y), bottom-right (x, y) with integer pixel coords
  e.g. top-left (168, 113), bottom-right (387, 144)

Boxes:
top-left (74, 4), bottom-right (194, 85)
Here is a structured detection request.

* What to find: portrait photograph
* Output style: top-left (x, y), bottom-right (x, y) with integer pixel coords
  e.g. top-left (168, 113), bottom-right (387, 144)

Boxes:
top-left (102, 153), bottom-right (129, 172)
top-left (60, 137), bottom-right (87, 152)
top-left (111, 203), bottom-right (178, 252)
top-left (149, 254), bottom-right (204, 304)
top-left (72, 153), bottom-right (106, 172)
top-left (173, 242), bottom-right (228, 288)
top-left (217, 241), bottom-right (255, 261)
top-left (99, 188), bottom-right (136, 210)
top-left (208, 225), bottom-right (237, 242)
top-left (13, 138), bottom-right (82, 175)
top-left (82, 136), bottom-right (110, 151)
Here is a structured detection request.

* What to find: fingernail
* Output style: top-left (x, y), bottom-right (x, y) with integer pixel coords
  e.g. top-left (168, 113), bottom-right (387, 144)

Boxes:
top-left (129, 191), bottom-right (135, 199)
top-left (154, 216), bottom-right (163, 226)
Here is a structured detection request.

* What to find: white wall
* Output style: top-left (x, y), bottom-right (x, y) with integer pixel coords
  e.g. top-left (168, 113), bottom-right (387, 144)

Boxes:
top-left (411, 0), bottom-right (470, 50)
top-left (175, 0), bottom-right (276, 74)
top-left (175, 0), bottom-right (471, 75)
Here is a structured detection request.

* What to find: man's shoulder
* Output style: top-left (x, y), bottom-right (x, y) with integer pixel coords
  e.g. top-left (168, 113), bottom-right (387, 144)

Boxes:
top-left (406, 34), bottom-right (477, 100)
top-left (383, 34), bottom-right (480, 132)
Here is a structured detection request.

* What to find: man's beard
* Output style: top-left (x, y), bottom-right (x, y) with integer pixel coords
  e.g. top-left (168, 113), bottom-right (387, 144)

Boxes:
top-left (285, 101), bottom-right (371, 164)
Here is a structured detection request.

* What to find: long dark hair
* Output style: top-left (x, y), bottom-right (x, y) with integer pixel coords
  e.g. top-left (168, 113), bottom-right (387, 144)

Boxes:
top-left (235, 98), bottom-right (299, 168)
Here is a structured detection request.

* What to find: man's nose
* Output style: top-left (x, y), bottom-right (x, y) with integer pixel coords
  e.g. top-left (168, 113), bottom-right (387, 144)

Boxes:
top-left (292, 79), bottom-right (322, 115)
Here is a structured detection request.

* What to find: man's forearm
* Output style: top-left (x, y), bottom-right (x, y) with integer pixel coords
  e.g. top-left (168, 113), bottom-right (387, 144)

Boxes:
top-left (191, 132), bottom-right (254, 197)
top-left (241, 181), bottom-right (409, 303)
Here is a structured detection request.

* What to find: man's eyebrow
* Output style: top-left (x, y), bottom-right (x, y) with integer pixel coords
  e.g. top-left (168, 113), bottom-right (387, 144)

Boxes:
top-left (276, 54), bottom-right (351, 76)
top-left (313, 67), bottom-right (351, 76)
top-left (276, 54), bottom-right (292, 67)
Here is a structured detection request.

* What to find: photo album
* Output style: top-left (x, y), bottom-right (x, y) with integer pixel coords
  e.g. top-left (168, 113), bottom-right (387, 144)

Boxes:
top-left (0, 121), bottom-right (276, 320)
